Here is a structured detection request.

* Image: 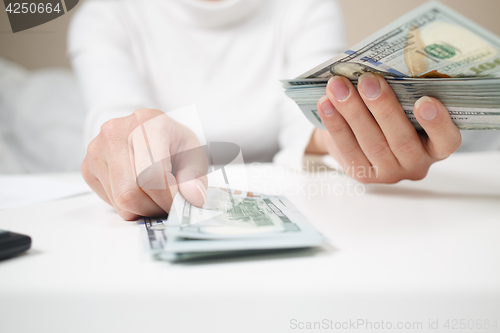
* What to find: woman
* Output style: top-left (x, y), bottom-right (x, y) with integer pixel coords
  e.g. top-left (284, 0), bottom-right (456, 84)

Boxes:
top-left (69, 0), bottom-right (464, 220)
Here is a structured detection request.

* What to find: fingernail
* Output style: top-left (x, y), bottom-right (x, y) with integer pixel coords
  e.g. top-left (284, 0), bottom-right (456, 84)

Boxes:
top-left (328, 77), bottom-right (350, 101)
top-left (195, 179), bottom-right (206, 205)
top-left (415, 96), bottom-right (437, 121)
top-left (320, 99), bottom-right (336, 116)
top-left (359, 73), bottom-right (381, 99)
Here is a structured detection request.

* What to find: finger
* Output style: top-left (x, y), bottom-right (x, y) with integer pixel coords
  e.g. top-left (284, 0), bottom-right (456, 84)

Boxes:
top-left (317, 95), bottom-right (372, 178)
top-left (101, 119), bottom-right (167, 218)
top-left (103, 179), bottom-right (139, 221)
top-left (138, 114), bottom-right (208, 208)
top-left (414, 96), bottom-right (462, 160)
top-left (326, 76), bottom-right (398, 168)
top-left (85, 174), bottom-right (112, 207)
top-left (108, 167), bottom-right (160, 220)
top-left (174, 146), bottom-right (209, 208)
top-left (133, 117), bottom-right (171, 176)
top-left (131, 114), bottom-right (178, 213)
top-left (317, 128), bottom-right (342, 162)
top-left (135, 160), bottom-right (178, 213)
top-left (318, 129), bottom-right (364, 177)
top-left (81, 137), bottom-right (139, 220)
top-left (357, 73), bottom-right (427, 169)
top-left (90, 159), bottom-right (139, 220)
top-left (81, 157), bottom-right (112, 206)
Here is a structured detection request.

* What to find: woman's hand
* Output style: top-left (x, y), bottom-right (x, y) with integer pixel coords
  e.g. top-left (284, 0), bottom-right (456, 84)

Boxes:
top-left (313, 73), bottom-right (462, 183)
top-left (81, 108), bottom-right (208, 220)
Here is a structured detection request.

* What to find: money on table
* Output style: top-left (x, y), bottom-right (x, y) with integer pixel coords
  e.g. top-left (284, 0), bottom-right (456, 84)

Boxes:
top-left (139, 187), bottom-right (324, 262)
top-left (282, 1), bottom-right (500, 130)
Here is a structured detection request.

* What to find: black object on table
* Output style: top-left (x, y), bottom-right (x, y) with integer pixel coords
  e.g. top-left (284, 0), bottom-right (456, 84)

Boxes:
top-left (0, 229), bottom-right (31, 260)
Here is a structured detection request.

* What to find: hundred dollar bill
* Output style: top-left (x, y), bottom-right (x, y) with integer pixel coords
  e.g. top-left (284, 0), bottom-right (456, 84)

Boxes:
top-left (283, 1), bottom-right (500, 131)
top-left (165, 187), bottom-right (322, 240)
top-left (299, 1), bottom-right (500, 79)
top-left (138, 218), bottom-right (286, 261)
top-left (138, 187), bottom-right (324, 261)
top-left (283, 77), bottom-right (500, 130)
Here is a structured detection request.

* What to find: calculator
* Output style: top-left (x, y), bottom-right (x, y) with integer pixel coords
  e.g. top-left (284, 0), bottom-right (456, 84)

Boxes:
top-left (0, 230), bottom-right (31, 260)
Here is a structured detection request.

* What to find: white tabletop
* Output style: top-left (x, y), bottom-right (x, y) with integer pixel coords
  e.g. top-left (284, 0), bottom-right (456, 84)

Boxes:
top-left (1, 152), bottom-right (499, 333)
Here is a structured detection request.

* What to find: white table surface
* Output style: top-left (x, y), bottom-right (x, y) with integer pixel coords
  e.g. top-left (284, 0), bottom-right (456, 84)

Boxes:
top-left (1, 152), bottom-right (499, 333)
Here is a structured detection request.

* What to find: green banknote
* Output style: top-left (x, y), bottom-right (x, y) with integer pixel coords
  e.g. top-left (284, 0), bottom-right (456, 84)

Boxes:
top-left (138, 187), bottom-right (324, 262)
top-left (299, 1), bottom-right (500, 79)
top-left (283, 1), bottom-right (500, 131)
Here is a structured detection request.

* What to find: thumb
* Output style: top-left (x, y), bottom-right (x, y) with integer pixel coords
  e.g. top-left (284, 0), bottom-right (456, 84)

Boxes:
top-left (173, 146), bottom-right (209, 208)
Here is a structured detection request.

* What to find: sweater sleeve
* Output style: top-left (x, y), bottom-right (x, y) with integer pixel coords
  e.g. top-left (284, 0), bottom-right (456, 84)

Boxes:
top-left (67, 1), bottom-right (154, 146)
top-left (273, 0), bottom-right (346, 168)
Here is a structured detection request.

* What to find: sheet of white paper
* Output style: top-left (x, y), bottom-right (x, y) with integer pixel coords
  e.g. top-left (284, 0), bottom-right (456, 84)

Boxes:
top-left (0, 175), bottom-right (91, 209)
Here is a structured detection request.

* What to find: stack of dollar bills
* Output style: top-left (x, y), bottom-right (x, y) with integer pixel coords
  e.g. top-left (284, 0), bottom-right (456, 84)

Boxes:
top-left (283, 1), bottom-right (500, 130)
top-left (139, 187), bottom-right (324, 262)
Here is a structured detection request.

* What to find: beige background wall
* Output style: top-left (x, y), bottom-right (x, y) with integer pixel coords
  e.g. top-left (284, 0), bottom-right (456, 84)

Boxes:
top-left (1, 0), bottom-right (500, 70)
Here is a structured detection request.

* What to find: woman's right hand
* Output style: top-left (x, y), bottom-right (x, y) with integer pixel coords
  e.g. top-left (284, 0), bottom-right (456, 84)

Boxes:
top-left (81, 108), bottom-right (208, 220)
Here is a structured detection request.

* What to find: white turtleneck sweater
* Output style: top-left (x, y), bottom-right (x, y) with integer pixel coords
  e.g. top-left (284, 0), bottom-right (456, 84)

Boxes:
top-left (68, 0), bottom-right (346, 164)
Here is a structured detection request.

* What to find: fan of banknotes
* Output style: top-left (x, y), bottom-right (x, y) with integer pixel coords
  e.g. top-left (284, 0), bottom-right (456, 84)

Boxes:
top-left (283, 1), bottom-right (500, 130)
top-left (139, 187), bottom-right (324, 262)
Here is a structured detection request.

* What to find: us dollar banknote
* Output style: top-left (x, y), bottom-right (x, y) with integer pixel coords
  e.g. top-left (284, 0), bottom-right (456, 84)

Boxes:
top-left (299, 1), bottom-right (500, 79)
top-left (284, 1), bottom-right (500, 130)
top-left (138, 187), bottom-right (324, 262)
